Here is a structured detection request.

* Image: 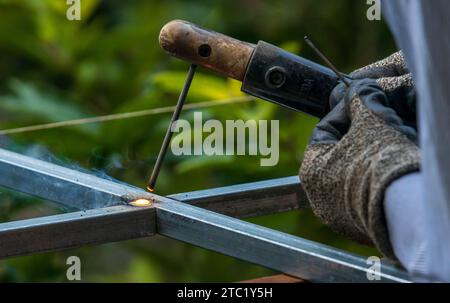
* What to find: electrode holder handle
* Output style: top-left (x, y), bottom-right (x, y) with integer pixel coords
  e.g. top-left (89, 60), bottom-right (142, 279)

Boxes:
top-left (159, 20), bottom-right (254, 81)
top-left (159, 20), bottom-right (340, 118)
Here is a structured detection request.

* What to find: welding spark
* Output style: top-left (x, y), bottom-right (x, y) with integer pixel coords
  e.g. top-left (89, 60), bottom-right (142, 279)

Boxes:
top-left (129, 198), bottom-right (153, 207)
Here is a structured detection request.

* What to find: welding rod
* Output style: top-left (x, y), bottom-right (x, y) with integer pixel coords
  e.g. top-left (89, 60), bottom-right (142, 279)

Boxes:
top-left (304, 36), bottom-right (351, 87)
top-left (147, 64), bottom-right (197, 192)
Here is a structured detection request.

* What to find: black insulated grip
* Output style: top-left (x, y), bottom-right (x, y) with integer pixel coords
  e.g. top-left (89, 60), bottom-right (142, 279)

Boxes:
top-left (242, 41), bottom-right (339, 118)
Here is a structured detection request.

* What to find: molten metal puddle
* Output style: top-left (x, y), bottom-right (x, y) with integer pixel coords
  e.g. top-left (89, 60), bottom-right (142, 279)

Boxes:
top-left (129, 198), bottom-right (153, 207)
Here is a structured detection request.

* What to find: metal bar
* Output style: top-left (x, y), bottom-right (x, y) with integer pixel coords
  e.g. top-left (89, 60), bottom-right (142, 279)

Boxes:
top-left (0, 148), bottom-right (306, 216)
top-left (170, 176), bottom-right (308, 218)
top-left (0, 148), bottom-right (151, 210)
top-left (0, 205), bottom-right (155, 259)
top-left (0, 148), bottom-right (410, 282)
top-left (156, 199), bottom-right (410, 283)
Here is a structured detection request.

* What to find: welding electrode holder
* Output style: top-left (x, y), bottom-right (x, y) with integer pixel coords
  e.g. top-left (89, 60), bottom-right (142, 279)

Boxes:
top-left (159, 20), bottom-right (340, 118)
top-left (242, 41), bottom-right (338, 118)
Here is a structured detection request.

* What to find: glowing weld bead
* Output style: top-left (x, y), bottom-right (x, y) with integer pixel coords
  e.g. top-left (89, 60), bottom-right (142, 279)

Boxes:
top-left (129, 198), bottom-right (153, 207)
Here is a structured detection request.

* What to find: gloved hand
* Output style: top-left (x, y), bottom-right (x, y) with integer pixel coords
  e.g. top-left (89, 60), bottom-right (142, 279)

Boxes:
top-left (299, 79), bottom-right (420, 259)
top-left (332, 51), bottom-right (417, 130)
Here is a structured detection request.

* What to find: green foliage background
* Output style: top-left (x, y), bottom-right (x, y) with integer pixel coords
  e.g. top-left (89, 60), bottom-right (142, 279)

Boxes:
top-left (0, 0), bottom-right (397, 282)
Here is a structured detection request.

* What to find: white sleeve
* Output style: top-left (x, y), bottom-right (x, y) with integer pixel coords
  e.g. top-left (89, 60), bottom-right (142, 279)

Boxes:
top-left (384, 173), bottom-right (446, 282)
top-left (382, 0), bottom-right (450, 282)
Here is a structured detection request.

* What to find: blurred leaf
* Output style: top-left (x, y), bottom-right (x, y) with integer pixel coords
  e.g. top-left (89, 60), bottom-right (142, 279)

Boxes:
top-left (175, 155), bottom-right (234, 174)
top-left (0, 80), bottom-right (98, 134)
top-left (127, 255), bottom-right (161, 282)
top-left (280, 40), bottom-right (302, 55)
top-left (152, 71), bottom-right (230, 100)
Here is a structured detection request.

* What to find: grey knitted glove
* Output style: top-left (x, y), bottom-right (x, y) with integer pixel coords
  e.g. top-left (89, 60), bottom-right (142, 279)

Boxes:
top-left (351, 51), bottom-right (409, 79)
top-left (331, 51), bottom-right (417, 130)
top-left (299, 79), bottom-right (420, 259)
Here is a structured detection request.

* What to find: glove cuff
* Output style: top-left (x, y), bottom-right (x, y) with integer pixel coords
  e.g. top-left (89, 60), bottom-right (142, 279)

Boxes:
top-left (366, 143), bottom-right (420, 259)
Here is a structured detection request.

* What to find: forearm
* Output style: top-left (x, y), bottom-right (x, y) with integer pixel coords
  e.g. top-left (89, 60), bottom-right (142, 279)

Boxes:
top-left (384, 172), bottom-right (450, 282)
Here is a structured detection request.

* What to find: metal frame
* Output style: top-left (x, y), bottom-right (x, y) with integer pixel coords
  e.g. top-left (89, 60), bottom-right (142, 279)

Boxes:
top-left (0, 148), bottom-right (410, 282)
